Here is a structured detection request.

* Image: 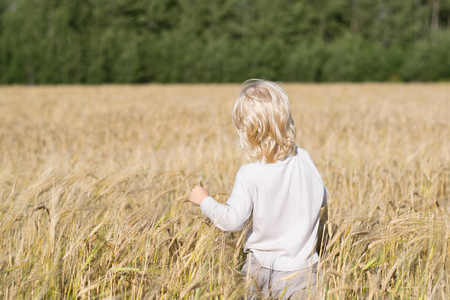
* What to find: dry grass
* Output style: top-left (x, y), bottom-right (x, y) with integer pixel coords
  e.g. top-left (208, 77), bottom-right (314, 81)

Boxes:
top-left (0, 83), bottom-right (449, 299)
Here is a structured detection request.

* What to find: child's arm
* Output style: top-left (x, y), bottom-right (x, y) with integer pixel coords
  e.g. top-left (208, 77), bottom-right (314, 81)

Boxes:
top-left (189, 170), bottom-right (253, 232)
top-left (189, 185), bottom-right (209, 205)
top-left (322, 186), bottom-right (329, 207)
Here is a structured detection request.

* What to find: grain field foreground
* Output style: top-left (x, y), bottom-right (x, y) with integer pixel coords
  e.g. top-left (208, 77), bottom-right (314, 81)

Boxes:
top-left (0, 84), bottom-right (449, 299)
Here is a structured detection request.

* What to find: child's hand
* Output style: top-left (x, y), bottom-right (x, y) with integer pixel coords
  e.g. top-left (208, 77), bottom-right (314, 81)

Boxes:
top-left (189, 185), bottom-right (209, 206)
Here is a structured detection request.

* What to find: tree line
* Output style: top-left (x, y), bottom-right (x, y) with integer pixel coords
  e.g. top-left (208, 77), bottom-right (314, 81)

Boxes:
top-left (1, 0), bottom-right (450, 84)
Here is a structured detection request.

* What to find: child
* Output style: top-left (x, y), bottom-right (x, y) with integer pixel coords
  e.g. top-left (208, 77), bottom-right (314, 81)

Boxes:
top-left (189, 79), bottom-right (328, 299)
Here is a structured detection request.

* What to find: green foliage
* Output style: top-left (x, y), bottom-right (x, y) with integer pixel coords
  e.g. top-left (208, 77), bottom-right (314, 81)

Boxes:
top-left (321, 34), bottom-right (403, 82)
top-left (1, 0), bottom-right (450, 83)
top-left (285, 39), bottom-right (326, 81)
top-left (400, 30), bottom-right (450, 81)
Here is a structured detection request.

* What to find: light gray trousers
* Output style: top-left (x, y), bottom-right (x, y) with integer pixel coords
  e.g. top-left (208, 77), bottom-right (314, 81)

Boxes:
top-left (241, 253), bottom-right (320, 300)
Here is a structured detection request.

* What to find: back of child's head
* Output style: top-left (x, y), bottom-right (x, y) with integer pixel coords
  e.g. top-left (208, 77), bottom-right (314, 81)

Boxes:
top-left (232, 79), bottom-right (296, 163)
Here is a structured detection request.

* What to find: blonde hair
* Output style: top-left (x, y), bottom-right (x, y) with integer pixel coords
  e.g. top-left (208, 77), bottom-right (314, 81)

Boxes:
top-left (232, 79), bottom-right (297, 163)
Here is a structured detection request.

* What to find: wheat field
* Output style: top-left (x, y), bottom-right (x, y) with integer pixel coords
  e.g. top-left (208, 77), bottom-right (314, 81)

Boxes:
top-left (0, 84), bottom-right (449, 299)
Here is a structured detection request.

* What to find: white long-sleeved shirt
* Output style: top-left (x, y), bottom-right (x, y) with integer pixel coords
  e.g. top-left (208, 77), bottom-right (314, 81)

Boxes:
top-left (200, 147), bottom-right (328, 271)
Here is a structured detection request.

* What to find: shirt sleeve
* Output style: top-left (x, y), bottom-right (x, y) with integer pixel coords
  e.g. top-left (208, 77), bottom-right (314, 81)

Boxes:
top-left (200, 169), bottom-right (253, 232)
top-left (300, 148), bottom-right (328, 207)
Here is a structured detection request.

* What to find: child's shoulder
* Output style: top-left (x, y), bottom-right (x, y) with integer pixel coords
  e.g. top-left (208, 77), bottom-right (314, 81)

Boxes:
top-left (235, 162), bottom-right (259, 182)
top-left (237, 162), bottom-right (258, 174)
top-left (296, 146), bottom-right (316, 161)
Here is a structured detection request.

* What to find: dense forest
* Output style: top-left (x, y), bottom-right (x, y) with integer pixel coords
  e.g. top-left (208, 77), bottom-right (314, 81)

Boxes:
top-left (1, 0), bottom-right (450, 83)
